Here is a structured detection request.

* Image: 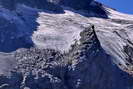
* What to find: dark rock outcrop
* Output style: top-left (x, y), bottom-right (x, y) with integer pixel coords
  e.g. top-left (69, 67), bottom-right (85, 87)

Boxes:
top-left (0, 0), bottom-right (64, 13)
top-left (59, 0), bottom-right (93, 10)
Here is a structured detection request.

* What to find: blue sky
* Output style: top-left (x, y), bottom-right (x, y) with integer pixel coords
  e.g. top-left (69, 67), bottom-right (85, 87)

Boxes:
top-left (97, 0), bottom-right (133, 14)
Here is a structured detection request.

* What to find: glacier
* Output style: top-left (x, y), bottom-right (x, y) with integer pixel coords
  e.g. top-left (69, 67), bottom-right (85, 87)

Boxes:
top-left (0, 0), bottom-right (133, 89)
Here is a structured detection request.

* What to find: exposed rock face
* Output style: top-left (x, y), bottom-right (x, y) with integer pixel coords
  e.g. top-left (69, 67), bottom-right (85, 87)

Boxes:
top-left (0, 0), bottom-right (94, 10)
top-left (1, 0), bottom-right (133, 89)
top-left (59, 0), bottom-right (93, 10)
top-left (0, 0), bottom-right (64, 13)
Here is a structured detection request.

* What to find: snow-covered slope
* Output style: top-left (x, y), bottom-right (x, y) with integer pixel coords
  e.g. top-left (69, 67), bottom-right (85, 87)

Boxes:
top-left (89, 7), bottom-right (133, 69)
top-left (0, 0), bottom-right (133, 89)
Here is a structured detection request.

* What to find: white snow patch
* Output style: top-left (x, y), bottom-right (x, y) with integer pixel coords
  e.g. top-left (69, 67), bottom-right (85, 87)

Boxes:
top-left (0, 53), bottom-right (16, 75)
top-left (106, 8), bottom-right (133, 20)
top-left (32, 10), bottom-right (91, 52)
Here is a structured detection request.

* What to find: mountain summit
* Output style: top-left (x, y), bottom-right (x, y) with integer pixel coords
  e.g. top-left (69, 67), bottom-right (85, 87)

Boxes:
top-left (0, 0), bottom-right (133, 89)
